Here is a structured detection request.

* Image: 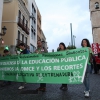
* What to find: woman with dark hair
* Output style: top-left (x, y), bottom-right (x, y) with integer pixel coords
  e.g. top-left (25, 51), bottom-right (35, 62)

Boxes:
top-left (57, 42), bottom-right (66, 51)
top-left (81, 38), bottom-right (91, 47)
top-left (81, 38), bottom-right (93, 98)
top-left (57, 42), bottom-right (68, 91)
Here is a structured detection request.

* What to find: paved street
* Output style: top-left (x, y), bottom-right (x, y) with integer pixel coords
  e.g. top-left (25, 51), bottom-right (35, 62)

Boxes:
top-left (0, 74), bottom-right (100, 100)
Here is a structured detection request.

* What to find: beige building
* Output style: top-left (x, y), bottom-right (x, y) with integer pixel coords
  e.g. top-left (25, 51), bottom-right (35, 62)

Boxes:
top-left (37, 8), bottom-right (47, 49)
top-left (2, 0), bottom-right (30, 54)
top-left (89, 0), bottom-right (100, 43)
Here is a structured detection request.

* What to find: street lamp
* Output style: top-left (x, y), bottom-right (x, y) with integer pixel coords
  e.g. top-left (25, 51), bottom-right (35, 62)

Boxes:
top-left (95, 2), bottom-right (99, 9)
top-left (0, 38), bottom-right (4, 44)
top-left (0, 26), bottom-right (7, 36)
top-left (73, 35), bottom-right (76, 46)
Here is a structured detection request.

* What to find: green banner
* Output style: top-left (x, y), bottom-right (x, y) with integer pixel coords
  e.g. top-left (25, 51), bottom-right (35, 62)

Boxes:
top-left (0, 47), bottom-right (89, 84)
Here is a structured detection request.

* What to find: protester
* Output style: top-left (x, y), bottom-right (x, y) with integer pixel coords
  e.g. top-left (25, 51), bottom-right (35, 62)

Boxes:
top-left (35, 40), bottom-right (48, 92)
top-left (91, 55), bottom-right (98, 74)
top-left (1, 49), bottom-right (11, 87)
top-left (97, 53), bottom-right (100, 74)
top-left (18, 43), bottom-right (30, 90)
top-left (57, 42), bottom-right (68, 91)
top-left (81, 38), bottom-right (93, 97)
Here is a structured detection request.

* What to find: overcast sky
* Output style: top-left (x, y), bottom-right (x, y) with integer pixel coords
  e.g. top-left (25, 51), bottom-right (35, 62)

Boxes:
top-left (35, 0), bottom-right (93, 52)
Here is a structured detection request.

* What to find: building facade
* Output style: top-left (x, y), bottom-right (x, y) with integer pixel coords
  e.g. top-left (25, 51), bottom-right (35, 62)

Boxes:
top-left (37, 8), bottom-right (42, 40)
top-left (37, 8), bottom-right (47, 49)
top-left (2, 0), bottom-right (47, 54)
top-left (0, 0), bottom-right (3, 33)
top-left (89, 0), bottom-right (100, 43)
top-left (2, 0), bottom-right (30, 54)
top-left (28, 0), bottom-right (37, 53)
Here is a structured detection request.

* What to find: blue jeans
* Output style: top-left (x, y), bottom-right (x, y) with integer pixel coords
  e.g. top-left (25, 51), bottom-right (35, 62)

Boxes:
top-left (83, 64), bottom-right (91, 91)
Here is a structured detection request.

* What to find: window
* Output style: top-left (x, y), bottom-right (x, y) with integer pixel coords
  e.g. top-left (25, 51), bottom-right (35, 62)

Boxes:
top-left (17, 31), bottom-right (20, 44)
top-left (23, 2), bottom-right (25, 6)
top-left (25, 37), bottom-right (27, 45)
top-left (95, 2), bottom-right (99, 9)
top-left (34, 8), bottom-right (36, 13)
top-left (20, 34), bottom-right (22, 41)
top-left (32, 3), bottom-right (36, 17)
top-left (31, 18), bottom-right (34, 27)
top-left (32, 4), bottom-right (34, 14)
top-left (18, 10), bottom-right (21, 18)
top-left (34, 19), bottom-right (36, 26)
top-left (33, 32), bottom-right (36, 40)
top-left (33, 19), bottom-right (36, 29)
top-left (22, 34), bottom-right (24, 43)
top-left (26, 20), bottom-right (28, 28)
top-left (31, 28), bottom-right (36, 41)
top-left (23, 16), bottom-right (25, 25)
top-left (31, 29), bottom-right (33, 39)
top-left (18, 10), bottom-right (21, 22)
top-left (18, 31), bottom-right (20, 40)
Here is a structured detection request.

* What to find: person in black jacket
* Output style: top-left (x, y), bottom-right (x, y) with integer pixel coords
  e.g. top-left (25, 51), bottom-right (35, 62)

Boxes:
top-left (18, 43), bottom-right (30, 90)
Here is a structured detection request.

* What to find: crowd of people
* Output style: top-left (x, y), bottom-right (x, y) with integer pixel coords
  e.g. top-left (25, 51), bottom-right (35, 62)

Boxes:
top-left (0, 38), bottom-right (99, 98)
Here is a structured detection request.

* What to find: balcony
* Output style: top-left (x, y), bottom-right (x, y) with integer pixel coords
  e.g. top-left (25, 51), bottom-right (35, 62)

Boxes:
top-left (17, 17), bottom-right (30, 35)
top-left (16, 39), bottom-right (29, 49)
top-left (18, 0), bottom-right (30, 16)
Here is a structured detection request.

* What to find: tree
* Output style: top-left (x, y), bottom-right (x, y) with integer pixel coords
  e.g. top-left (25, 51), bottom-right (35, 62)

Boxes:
top-left (67, 45), bottom-right (76, 49)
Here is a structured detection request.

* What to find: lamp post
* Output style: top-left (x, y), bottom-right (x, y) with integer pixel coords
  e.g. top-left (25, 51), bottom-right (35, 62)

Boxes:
top-left (70, 23), bottom-right (73, 46)
top-left (73, 35), bottom-right (76, 47)
top-left (0, 26), bottom-right (7, 36)
top-left (0, 38), bottom-right (4, 44)
top-left (95, 2), bottom-right (99, 9)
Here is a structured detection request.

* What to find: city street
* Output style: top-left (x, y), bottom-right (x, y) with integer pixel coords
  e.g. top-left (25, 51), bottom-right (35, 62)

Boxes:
top-left (0, 73), bottom-right (100, 100)
top-left (0, 1), bottom-right (100, 100)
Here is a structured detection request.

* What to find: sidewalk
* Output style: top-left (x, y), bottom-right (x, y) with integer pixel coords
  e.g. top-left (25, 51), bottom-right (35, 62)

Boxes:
top-left (0, 74), bottom-right (100, 100)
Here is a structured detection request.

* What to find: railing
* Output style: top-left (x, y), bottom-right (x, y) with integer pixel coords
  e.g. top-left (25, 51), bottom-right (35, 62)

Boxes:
top-left (17, 17), bottom-right (30, 35)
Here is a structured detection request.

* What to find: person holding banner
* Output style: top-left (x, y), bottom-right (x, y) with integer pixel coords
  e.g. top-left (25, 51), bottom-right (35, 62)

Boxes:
top-left (1, 49), bottom-right (11, 87)
top-left (81, 39), bottom-right (93, 98)
top-left (18, 43), bottom-right (30, 90)
top-left (35, 40), bottom-right (48, 92)
top-left (57, 42), bottom-right (68, 91)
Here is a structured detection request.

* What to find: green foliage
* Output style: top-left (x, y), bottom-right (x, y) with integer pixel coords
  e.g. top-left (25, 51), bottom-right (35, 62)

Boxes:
top-left (67, 45), bottom-right (76, 49)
